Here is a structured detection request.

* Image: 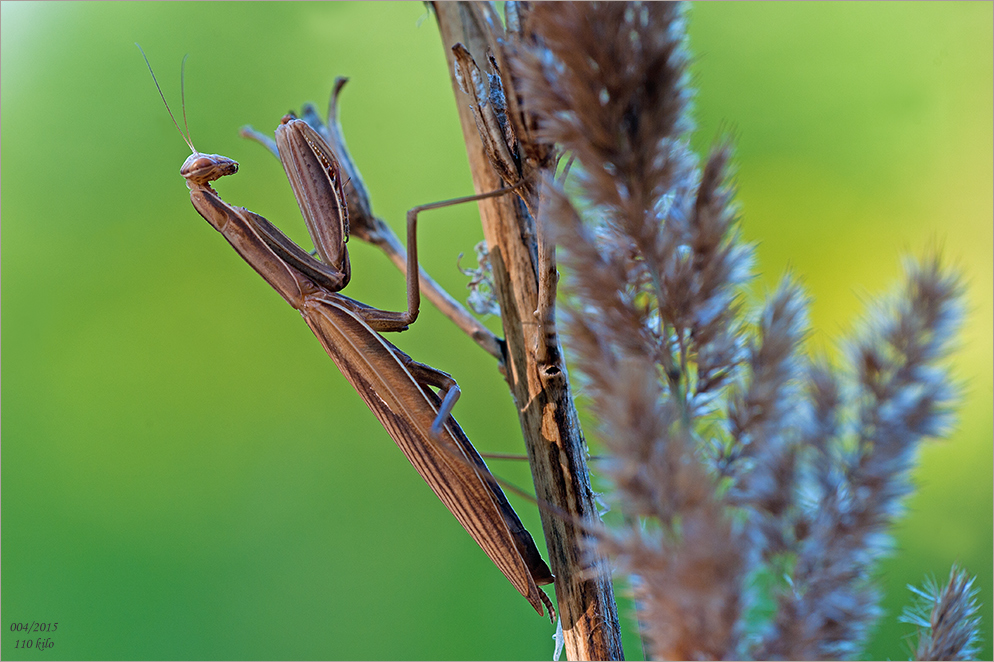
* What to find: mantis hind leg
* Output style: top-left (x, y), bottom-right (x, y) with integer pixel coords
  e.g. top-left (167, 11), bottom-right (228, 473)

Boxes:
top-left (395, 348), bottom-right (558, 592)
top-left (392, 350), bottom-right (462, 439)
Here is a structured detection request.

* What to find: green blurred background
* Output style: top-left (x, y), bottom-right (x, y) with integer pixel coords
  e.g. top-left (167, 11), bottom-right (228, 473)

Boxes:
top-left (2, 2), bottom-right (990, 659)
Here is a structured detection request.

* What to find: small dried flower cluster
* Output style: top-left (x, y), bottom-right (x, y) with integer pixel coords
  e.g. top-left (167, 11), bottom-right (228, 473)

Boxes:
top-left (458, 241), bottom-right (501, 317)
top-left (507, 2), bottom-right (975, 659)
top-left (901, 565), bottom-right (983, 661)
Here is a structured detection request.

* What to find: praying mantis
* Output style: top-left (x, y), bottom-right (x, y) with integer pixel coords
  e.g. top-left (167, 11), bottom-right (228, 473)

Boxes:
top-left (142, 52), bottom-right (555, 619)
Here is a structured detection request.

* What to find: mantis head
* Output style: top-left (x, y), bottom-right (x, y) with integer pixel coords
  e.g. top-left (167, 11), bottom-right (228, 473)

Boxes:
top-left (138, 45), bottom-right (238, 187)
top-left (181, 152), bottom-right (238, 187)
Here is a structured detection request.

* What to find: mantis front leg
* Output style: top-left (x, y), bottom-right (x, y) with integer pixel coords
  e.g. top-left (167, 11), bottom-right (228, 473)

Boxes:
top-left (239, 115), bottom-right (522, 434)
top-left (269, 114), bottom-right (522, 320)
top-left (243, 86), bottom-right (506, 360)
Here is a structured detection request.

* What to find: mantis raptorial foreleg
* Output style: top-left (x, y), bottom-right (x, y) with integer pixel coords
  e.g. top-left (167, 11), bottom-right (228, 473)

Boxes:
top-left (142, 50), bottom-right (554, 619)
top-left (267, 114), bottom-right (522, 337)
top-left (242, 81), bottom-right (505, 360)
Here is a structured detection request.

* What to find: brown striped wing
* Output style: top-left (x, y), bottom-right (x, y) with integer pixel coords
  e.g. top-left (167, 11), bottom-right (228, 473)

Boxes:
top-left (300, 292), bottom-right (552, 617)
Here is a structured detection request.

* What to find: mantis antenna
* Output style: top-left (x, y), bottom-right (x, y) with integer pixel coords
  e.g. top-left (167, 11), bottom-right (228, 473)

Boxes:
top-left (137, 43), bottom-right (196, 154)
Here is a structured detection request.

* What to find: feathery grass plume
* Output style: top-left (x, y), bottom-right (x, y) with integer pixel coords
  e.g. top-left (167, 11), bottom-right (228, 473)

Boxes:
top-left (757, 254), bottom-right (964, 660)
top-left (723, 277), bottom-right (809, 560)
top-left (513, 3), bottom-right (750, 658)
top-left (509, 1), bottom-right (968, 659)
top-left (901, 565), bottom-right (983, 661)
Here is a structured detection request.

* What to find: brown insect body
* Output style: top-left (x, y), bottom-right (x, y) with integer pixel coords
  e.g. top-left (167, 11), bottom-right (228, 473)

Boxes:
top-left (182, 121), bottom-right (555, 618)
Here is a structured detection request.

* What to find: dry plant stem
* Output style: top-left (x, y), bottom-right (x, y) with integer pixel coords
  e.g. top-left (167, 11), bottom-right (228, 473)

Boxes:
top-left (433, 4), bottom-right (624, 660)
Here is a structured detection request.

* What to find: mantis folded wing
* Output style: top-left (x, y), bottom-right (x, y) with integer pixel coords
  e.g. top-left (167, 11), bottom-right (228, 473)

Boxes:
top-left (163, 82), bottom-right (554, 617)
